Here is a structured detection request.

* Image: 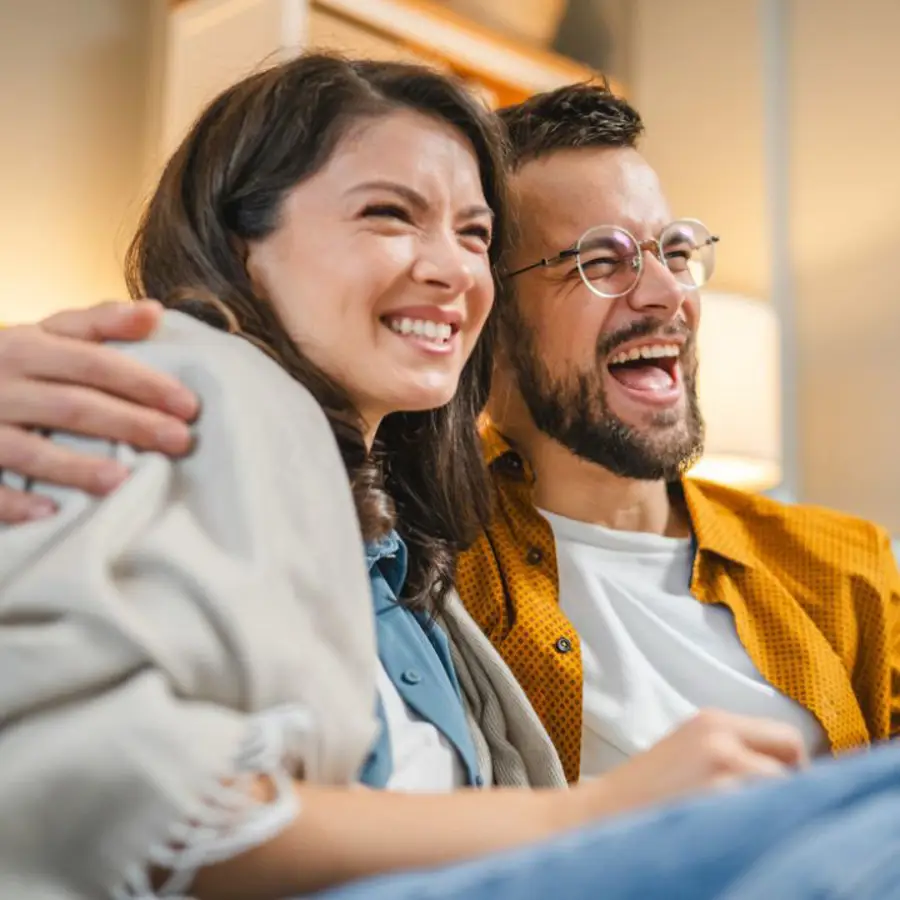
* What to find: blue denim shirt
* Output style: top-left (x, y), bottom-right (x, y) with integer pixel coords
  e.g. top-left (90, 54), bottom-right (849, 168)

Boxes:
top-left (358, 532), bottom-right (482, 788)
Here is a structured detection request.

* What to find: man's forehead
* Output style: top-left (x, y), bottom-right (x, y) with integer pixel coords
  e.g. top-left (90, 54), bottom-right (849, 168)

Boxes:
top-left (510, 146), bottom-right (672, 248)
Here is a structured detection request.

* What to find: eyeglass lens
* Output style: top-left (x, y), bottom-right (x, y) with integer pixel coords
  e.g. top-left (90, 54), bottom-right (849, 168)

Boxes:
top-left (575, 220), bottom-right (716, 298)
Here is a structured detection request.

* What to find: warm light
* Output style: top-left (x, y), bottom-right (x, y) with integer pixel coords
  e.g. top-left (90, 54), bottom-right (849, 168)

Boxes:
top-left (688, 292), bottom-right (782, 492)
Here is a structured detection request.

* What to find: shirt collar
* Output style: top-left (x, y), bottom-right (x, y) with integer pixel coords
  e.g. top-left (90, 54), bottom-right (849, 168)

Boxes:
top-left (680, 478), bottom-right (759, 569)
top-left (481, 417), bottom-right (757, 570)
top-left (481, 417), bottom-right (513, 466)
top-left (365, 530), bottom-right (408, 597)
top-left (480, 417), bottom-right (531, 479)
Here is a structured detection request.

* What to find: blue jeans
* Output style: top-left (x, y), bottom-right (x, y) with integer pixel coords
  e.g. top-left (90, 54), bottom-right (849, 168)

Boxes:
top-left (310, 742), bottom-right (900, 899)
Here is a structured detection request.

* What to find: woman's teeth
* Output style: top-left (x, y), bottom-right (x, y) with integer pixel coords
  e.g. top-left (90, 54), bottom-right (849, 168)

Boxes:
top-left (387, 317), bottom-right (453, 344)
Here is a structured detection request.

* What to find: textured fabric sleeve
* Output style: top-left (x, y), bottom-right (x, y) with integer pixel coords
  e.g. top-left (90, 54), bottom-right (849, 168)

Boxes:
top-left (0, 312), bottom-right (378, 899)
top-left (851, 523), bottom-right (900, 743)
top-left (880, 531), bottom-right (900, 738)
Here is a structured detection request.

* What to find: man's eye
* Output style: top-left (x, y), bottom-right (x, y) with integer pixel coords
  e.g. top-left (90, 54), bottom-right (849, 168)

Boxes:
top-left (362, 204), bottom-right (412, 223)
top-left (664, 248), bottom-right (693, 270)
top-left (580, 256), bottom-right (622, 273)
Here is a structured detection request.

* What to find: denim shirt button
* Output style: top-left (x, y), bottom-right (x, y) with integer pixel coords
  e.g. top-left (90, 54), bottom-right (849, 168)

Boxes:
top-left (474, 774), bottom-right (485, 787)
top-left (401, 669), bottom-right (422, 685)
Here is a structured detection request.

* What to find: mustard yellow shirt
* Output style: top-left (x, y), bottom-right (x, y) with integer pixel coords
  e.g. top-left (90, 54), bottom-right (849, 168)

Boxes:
top-left (456, 423), bottom-right (900, 782)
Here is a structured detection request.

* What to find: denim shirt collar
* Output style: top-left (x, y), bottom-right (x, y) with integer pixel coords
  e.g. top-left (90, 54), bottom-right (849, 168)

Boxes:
top-left (361, 529), bottom-right (482, 789)
top-left (366, 531), bottom-right (408, 608)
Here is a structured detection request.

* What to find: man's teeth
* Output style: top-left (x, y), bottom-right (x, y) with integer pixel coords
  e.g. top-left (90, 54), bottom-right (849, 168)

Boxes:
top-left (609, 343), bottom-right (680, 365)
top-left (387, 317), bottom-right (453, 343)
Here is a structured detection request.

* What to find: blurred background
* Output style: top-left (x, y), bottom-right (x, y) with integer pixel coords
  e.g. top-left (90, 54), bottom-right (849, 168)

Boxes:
top-left (0, 0), bottom-right (898, 546)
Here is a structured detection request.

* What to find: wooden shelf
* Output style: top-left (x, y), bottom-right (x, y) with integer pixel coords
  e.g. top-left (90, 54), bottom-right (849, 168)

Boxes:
top-left (167, 0), bottom-right (621, 110)
top-left (311, 0), bottom-right (618, 107)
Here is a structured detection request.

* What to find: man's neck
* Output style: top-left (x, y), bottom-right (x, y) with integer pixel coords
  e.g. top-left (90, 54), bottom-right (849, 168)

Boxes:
top-left (491, 410), bottom-right (691, 539)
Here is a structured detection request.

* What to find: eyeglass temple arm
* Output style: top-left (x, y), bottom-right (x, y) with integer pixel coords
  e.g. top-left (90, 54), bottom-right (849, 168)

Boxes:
top-left (504, 248), bottom-right (578, 280)
top-left (504, 236), bottom-right (719, 280)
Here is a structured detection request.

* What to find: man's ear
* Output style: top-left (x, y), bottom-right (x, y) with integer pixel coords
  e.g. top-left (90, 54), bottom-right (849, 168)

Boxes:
top-left (491, 331), bottom-right (513, 374)
top-left (485, 354), bottom-right (516, 423)
top-left (491, 292), bottom-right (519, 370)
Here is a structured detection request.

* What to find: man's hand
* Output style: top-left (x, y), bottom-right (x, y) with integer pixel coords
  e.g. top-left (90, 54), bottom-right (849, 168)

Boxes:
top-left (0, 300), bottom-right (198, 522)
top-left (581, 709), bottom-right (808, 816)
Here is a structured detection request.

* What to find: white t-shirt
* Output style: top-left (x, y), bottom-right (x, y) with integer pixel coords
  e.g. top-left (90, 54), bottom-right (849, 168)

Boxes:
top-left (541, 510), bottom-right (829, 779)
top-left (376, 663), bottom-right (466, 792)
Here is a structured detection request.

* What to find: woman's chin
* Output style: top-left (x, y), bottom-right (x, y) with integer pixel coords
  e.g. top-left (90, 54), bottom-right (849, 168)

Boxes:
top-left (382, 381), bottom-right (459, 417)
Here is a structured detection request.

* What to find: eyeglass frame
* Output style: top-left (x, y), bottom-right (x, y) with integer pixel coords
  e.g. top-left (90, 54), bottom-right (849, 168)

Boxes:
top-left (503, 218), bottom-right (720, 299)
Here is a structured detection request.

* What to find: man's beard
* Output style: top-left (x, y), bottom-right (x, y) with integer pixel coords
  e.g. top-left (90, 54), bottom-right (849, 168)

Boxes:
top-left (505, 313), bottom-right (705, 482)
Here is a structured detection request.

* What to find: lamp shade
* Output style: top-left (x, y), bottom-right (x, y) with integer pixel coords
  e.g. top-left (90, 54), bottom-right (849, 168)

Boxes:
top-left (688, 292), bottom-right (782, 492)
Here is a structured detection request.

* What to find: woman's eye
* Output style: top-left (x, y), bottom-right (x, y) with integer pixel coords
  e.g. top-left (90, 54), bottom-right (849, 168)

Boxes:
top-left (362, 203), bottom-right (412, 223)
top-left (461, 224), bottom-right (492, 247)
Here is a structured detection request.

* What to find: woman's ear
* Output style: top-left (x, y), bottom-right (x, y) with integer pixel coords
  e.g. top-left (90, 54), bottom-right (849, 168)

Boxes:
top-left (237, 236), bottom-right (268, 301)
top-left (228, 231), bottom-right (247, 262)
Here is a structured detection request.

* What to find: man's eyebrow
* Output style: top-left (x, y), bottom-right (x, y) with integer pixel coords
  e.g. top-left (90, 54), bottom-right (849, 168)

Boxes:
top-left (346, 180), bottom-right (493, 219)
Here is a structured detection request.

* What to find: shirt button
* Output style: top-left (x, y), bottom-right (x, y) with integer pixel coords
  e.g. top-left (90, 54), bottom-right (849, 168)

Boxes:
top-left (554, 636), bottom-right (573, 654)
top-left (474, 775), bottom-right (485, 787)
top-left (526, 547), bottom-right (543, 565)
top-left (401, 669), bottom-right (422, 685)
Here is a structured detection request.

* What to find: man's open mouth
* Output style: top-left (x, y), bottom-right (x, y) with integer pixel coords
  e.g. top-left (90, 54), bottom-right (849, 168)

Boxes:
top-left (606, 342), bottom-right (681, 392)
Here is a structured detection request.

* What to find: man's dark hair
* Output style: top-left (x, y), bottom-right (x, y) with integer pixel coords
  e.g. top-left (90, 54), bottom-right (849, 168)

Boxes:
top-left (498, 80), bottom-right (644, 169)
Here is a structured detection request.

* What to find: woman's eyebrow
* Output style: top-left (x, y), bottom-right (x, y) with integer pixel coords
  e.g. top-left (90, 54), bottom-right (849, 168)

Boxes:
top-left (458, 204), bottom-right (494, 220)
top-left (347, 181), bottom-right (493, 220)
top-left (345, 180), bottom-right (428, 211)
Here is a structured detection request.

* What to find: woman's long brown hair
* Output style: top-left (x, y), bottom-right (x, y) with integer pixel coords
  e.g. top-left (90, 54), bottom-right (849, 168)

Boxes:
top-left (125, 54), bottom-right (509, 612)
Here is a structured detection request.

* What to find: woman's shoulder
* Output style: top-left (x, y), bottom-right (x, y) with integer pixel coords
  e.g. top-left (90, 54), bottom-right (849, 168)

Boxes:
top-left (0, 309), bottom-right (354, 570)
top-left (117, 309), bottom-right (327, 428)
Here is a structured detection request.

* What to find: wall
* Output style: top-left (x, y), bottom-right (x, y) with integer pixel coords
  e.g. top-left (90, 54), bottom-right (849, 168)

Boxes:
top-left (554, 0), bottom-right (633, 82)
top-left (789, 0), bottom-right (900, 532)
top-left (629, 0), bottom-right (771, 302)
top-left (627, 0), bottom-right (900, 534)
top-left (0, 0), bottom-right (156, 323)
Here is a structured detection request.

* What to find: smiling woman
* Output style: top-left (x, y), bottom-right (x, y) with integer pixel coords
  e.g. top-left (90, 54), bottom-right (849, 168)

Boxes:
top-left (1, 53), bottom-right (565, 899)
top-left (125, 55), bottom-right (507, 613)
top-left (237, 118), bottom-right (495, 437)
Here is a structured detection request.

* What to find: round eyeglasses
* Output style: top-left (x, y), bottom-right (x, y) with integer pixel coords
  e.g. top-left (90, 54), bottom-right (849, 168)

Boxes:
top-left (504, 218), bottom-right (719, 299)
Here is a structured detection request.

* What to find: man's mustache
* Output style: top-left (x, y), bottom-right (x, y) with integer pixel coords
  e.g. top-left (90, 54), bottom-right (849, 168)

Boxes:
top-left (596, 318), bottom-right (694, 360)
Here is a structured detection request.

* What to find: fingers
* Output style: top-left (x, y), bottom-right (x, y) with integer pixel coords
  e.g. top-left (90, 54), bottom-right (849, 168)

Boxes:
top-left (39, 299), bottom-right (163, 343)
top-left (0, 381), bottom-right (193, 458)
top-left (686, 709), bottom-right (808, 775)
top-left (0, 317), bottom-right (199, 422)
top-left (0, 484), bottom-right (57, 524)
top-left (0, 300), bottom-right (196, 522)
top-left (0, 423), bottom-right (130, 499)
top-left (8, 331), bottom-right (197, 419)
top-left (723, 714), bottom-right (809, 768)
top-left (722, 745), bottom-right (791, 782)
